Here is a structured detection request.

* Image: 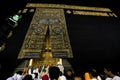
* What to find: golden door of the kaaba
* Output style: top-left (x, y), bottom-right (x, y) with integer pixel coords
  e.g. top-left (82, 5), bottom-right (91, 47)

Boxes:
top-left (18, 8), bottom-right (73, 66)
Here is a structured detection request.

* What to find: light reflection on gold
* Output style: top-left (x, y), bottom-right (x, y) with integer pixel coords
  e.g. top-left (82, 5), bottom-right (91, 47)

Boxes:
top-left (31, 52), bottom-right (60, 66)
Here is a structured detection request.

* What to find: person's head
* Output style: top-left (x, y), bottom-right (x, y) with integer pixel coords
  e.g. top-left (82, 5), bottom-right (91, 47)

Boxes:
top-left (59, 71), bottom-right (63, 76)
top-left (48, 66), bottom-right (60, 80)
top-left (104, 68), bottom-right (113, 77)
top-left (84, 72), bottom-right (91, 80)
top-left (74, 73), bottom-right (82, 80)
top-left (34, 73), bottom-right (38, 79)
top-left (66, 69), bottom-right (74, 77)
top-left (92, 68), bottom-right (97, 73)
top-left (65, 69), bottom-right (74, 80)
top-left (16, 71), bottom-right (23, 75)
top-left (23, 75), bottom-right (33, 80)
top-left (103, 66), bottom-right (117, 78)
top-left (42, 74), bottom-right (49, 80)
top-left (89, 70), bottom-right (98, 78)
top-left (74, 76), bottom-right (82, 80)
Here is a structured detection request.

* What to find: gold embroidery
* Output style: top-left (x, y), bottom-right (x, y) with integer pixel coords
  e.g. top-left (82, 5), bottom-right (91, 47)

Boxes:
top-left (26, 3), bottom-right (111, 12)
top-left (22, 9), bottom-right (28, 13)
top-left (73, 10), bottom-right (109, 17)
top-left (18, 8), bottom-right (73, 59)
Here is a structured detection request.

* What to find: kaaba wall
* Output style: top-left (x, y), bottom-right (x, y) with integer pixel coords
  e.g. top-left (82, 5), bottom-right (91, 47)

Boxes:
top-left (0, 3), bottom-right (120, 79)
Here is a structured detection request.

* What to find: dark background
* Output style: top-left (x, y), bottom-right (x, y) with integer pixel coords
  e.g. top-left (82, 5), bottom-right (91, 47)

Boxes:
top-left (0, 0), bottom-right (120, 79)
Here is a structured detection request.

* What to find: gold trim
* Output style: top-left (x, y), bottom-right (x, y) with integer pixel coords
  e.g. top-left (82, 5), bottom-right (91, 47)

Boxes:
top-left (29, 59), bottom-right (33, 66)
top-left (73, 10), bottom-right (109, 17)
top-left (0, 43), bottom-right (6, 52)
top-left (22, 9), bottom-right (28, 13)
top-left (112, 13), bottom-right (118, 17)
top-left (18, 10), bottom-right (22, 14)
top-left (26, 3), bottom-right (111, 12)
top-left (7, 31), bottom-right (13, 38)
top-left (66, 10), bottom-right (72, 14)
top-left (23, 50), bottom-right (42, 52)
top-left (29, 9), bottom-right (35, 13)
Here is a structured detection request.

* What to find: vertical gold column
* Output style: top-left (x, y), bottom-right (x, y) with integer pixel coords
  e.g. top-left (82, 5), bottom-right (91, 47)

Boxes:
top-left (59, 58), bottom-right (62, 65)
top-left (29, 59), bottom-right (33, 66)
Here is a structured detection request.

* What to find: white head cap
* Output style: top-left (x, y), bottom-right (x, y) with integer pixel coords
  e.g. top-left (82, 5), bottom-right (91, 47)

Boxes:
top-left (57, 62), bottom-right (61, 65)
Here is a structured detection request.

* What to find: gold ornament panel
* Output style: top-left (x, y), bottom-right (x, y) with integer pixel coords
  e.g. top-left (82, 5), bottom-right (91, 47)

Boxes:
top-left (18, 8), bottom-right (73, 59)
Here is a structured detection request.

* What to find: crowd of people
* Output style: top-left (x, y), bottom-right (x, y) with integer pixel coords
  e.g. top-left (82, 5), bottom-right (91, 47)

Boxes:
top-left (6, 62), bottom-right (120, 80)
